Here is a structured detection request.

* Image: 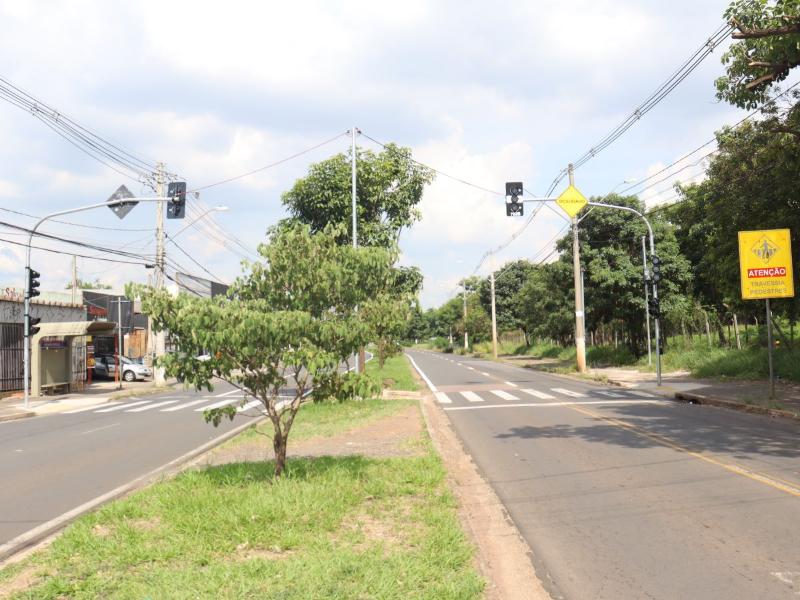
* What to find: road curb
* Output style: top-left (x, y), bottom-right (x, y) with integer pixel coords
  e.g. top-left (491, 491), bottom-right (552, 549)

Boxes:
top-left (0, 414), bottom-right (266, 566)
top-left (0, 411), bottom-right (35, 423)
top-left (674, 391), bottom-right (800, 422)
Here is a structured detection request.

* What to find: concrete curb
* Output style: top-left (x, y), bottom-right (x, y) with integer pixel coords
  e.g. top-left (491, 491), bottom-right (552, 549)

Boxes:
top-left (0, 414), bottom-right (266, 566)
top-left (0, 411), bottom-right (35, 423)
top-left (674, 391), bottom-right (800, 422)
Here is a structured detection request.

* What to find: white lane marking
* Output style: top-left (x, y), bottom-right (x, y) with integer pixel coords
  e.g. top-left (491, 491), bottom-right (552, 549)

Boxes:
top-left (503, 381), bottom-right (518, 388)
top-left (95, 401), bottom-right (151, 413)
top-left (80, 422), bottom-right (120, 435)
top-left (479, 371), bottom-right (491, 377)
top-left (237, 400), bottom-right (263, 413)
top-left (633, 391), bottom-right (656, 398)
top-left (445, 400), bottom-right (665, 411)
top-left (597, 391), bottom-right (624, 398)
top-left (127, 400), bottom-right (179, 412)
top-left (434, 392), bottom-right (452, 404)
top-left (551, 388), bottom-right (586, 398)
top-left (466, 366), bottom-right (475, 371)
top-left (196, 398), bottom-right (238, 411)
top-left (65, 402), bottom-right (114, 414)
top-left (491, 390), bottom-right (519, 401)
top-left (521, 388), bottom-right (555, 400)
top-left (771, 571), bottom-right (800, 595)
top-left (406, 354), bottom-right (438, 393)
top-left (215, 389), bottom-right (242, 398)
top-left (460, 391), bottom-right (484, 403)
top-left (161, 399), bottom-right (210, 412)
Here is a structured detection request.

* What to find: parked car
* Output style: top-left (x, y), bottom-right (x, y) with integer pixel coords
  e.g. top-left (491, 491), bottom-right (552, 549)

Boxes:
top-left (93, 355), bottom-right (152, 382)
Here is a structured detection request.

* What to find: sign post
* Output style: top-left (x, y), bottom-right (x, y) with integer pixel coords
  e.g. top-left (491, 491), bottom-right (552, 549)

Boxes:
top-left (737, 228), bottom-right (794, 399)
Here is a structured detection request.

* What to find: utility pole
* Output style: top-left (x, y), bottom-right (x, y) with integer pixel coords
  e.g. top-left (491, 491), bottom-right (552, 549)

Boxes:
top-left (117, 297), bottom-right (124, 390)
top-left (463, 283), bottom-right (469, 351)
top-left (641, 236), bottom-right (652, 365)
top-left (490, 257), bottom-right (498, 358)
top-left (569, 164), bottom-right (587, 373)
top-left (71, 255), bottom-right (77, 305)
top-left (154, 162), bottom-right (167, 386)
top-left (351, 127), bottom-right (366, 373)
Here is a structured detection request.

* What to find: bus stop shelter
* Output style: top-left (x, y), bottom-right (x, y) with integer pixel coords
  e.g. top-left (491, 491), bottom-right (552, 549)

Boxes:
top-left (30, 321), bottom-right (116, 397)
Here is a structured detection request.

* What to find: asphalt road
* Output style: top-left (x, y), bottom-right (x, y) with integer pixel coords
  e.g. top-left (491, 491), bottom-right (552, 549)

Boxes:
top-left (0, 381), bottom-right (262, 549)
top-left (407, 349), bottom-right (800, 600)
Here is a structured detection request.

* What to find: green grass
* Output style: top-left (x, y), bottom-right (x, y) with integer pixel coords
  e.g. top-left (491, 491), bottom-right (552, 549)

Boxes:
top-left (1, 425), bottom-right (482, 599)
top-left (366, 354), bottom-right (419, 392)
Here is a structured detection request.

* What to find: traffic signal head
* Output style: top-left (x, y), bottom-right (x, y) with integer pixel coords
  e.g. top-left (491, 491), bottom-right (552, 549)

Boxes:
top-left (167, 181), bottom-right (187, 219)
top-left (647, 297), bottom-right (660, 319)
top-left (505, 181), bottom-right (524, 216)
top-left (27, 267), bottom-right (41, 299)
top-left (651, 255), bottom-right (661, 282)
top-left (26, 315), bottom-right (41, 337)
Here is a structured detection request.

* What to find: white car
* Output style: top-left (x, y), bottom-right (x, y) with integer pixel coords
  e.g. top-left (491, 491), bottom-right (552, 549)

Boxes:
top-left (96, 355), bottom-right (152, 382)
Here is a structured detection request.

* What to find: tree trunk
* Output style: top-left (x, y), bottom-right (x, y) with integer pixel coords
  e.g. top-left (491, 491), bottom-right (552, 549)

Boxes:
top-left (378, 338), bottom-right (386, 369)
top-left (733, 314), bottom-right (742, 350)
top-left (273, 431), bottom-right (288, 477)
top-left (704, 312), bottom-right (712, 346)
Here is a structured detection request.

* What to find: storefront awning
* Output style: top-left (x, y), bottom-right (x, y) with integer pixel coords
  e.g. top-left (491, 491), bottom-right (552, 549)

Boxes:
top-left (32, 321), bottom-right (117, 340)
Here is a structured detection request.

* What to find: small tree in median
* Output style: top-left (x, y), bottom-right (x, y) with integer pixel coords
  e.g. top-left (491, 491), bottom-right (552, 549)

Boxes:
top-left (143, 224), bottom-right (394, 477)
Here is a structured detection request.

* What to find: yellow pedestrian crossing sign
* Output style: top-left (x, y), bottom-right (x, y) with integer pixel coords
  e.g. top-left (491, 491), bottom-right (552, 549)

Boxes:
top-left (738, 229), bottom-right (794, 300)
top-left (556, 185), bottom-right (588, 218)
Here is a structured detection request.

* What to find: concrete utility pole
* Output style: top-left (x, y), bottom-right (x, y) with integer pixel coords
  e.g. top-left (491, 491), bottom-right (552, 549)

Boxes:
top-left (154, 162), bottom-right (167, 386)
top-left (350, 127), bottom-right (366, 373)
top-left (71, 255), bottom-right (77, 305)
top-left (569, 164), bottom-right (587, 373)
top-left (490, 257), bottom-right (498, 359)
top-left (641, 236), bottom-right (652, 365)
top-left (117, 297), bottom-right (124, 390)
top-left (463, 283), bottom-right (469, 351)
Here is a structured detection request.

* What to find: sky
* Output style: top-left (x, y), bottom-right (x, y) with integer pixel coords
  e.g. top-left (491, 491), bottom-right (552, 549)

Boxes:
top-left (0, 0), bottom-right (779, 307)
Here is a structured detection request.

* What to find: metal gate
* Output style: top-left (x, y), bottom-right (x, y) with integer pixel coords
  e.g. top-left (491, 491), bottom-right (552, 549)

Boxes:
top-left (0, 323), bottom-right (24, 392)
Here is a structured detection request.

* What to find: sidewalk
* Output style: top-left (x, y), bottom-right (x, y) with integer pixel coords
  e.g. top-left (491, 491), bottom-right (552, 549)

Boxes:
top-left (498, 355), bottom-right (800, 421)
top-left (0, 379), bottom-right (177, 423)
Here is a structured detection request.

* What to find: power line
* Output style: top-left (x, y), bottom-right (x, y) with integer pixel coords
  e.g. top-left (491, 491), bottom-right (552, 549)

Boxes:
top-left (165, 233), bottom-right (227, 284)
top-left (0, 236), bottom-right (152, 266)
top-left (0, 206), bottom-right (155, 233)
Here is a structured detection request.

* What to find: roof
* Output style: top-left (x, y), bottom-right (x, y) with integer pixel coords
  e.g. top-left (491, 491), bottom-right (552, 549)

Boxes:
top-left (33, 321), bottom-right (117, 339)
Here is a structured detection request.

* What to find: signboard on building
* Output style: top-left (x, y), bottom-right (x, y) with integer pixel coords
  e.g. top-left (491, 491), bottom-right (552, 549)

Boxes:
top-left (738, 229), bottom-right (795, 300)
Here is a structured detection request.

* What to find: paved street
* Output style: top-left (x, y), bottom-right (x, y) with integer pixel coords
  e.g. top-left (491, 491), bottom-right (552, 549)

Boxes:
top-left (0, 381), bottom-right (263, 550)
top-left (407, 350), bottom-right (800, 600)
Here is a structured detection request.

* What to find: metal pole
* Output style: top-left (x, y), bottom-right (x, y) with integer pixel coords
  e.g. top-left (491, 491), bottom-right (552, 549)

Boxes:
top-left (117, 297), bottom-right (123, 390)
top-left (766, 299), bottom-right (775, 399)
top-left (569, 164), bottom-right (587, 373)
top-left (463, 284), bottom-right (469, 351)
top-left (154, 163), bottom-right (167, 386)
top-left (642, 236), bottom-right (652, 365)
top-left (350, 127), bottom-right (363, 373)
top-left (490, 267), bottom-right (498, 358)
top-left (71, 255), bottom-right (77, 305)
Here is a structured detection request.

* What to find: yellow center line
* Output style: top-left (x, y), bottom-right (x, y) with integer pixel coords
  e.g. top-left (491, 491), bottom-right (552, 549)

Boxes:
top-left (569, 404), bottom-right (800, 499)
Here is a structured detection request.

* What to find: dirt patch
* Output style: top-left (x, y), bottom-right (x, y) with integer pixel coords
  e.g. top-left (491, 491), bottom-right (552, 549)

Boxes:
top-left (0, 564), bottom-right (40, 599)
top-left (128, 517), bottom-right (161, 532)
top-left (92, 524), bottom-right (112, 538)
top-left (233, 542), bottom-right (294, 561)
top-left (204, 403), bottom-right (424, 466)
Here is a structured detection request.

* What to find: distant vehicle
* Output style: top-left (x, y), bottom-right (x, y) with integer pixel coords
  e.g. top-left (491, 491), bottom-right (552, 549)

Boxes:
top-left (93, 355), bottom-right (153, 382)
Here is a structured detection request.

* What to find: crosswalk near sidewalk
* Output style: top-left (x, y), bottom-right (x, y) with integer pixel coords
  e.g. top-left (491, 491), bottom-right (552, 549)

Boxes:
top-left (432, 386), bottom-right (667, 407)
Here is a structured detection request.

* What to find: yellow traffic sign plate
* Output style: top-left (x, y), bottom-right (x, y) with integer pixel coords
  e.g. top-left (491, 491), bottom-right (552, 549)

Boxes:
top-left (556, 185), bottom-right (588, 218)
top-left (738, 229), bottom-right (794, 300)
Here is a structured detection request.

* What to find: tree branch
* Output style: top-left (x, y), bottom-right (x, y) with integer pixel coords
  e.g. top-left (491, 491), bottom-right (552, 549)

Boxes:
top-left (731, 18), bottom-right (800, 39)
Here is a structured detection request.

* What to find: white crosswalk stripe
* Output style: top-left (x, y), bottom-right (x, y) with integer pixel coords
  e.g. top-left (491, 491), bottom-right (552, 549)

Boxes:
top-left (504, 381), bottom-right (518, 388)
top-left (65, 402), bottom-right (114, 414)
top-left (95, 400), bottom-right (151, 413)
top-left (460, 391), bottom-right (484, 403)
top-left (551, 388), bottom-right (586, 398)
top-left (434, 392), bottom-right (452, 404)
top-left (596, 391), bottom-right (624, 398)
top-left (520, 388), bottom-right (555, 400)
top-left (196, 398), bottom-right (238, 411)
top-left (161, 399), bottom-right (209, 412)
top-left (237, 400), bottom-right (263, 412)
top-left (633, 391), bottom-right (656, 398)
top-left (127, 400), bottom-right (179, 412)
top-left (490, 390), bottom-right (519, 401)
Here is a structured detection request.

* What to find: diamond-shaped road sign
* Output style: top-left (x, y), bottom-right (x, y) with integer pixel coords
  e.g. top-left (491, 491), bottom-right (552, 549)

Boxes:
top-left (107, 184), bottom-right (137, 219)
top-left (556, 184), bottom-right (588, 218)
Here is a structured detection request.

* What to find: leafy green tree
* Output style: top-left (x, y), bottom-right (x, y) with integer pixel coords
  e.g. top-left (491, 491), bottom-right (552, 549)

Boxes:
top-left (516, 262), bottom-right (574, 344)
top-left (143, 224), bottom-right (393, 477)
top-left (67, 278), bottom-right (112, 290)
top-left (716, 0), bottom-right (800, 109)
top-left (478, 259), bottom-right (535, 343)
top-left (281, 144), bottom-right (435, 247)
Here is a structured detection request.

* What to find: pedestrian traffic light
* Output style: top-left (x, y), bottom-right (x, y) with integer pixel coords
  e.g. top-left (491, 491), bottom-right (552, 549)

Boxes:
top-left (167, 181), bottom-right (187, 219)
top-left (647, 297), bottom-right (660, 319)
top-left (651, 255), bottom-right (661, 283)
top-left (26, 267), bottom-right (40, 299)
top-left (26, 315), bottom-right (41, 337)
top-left (505, 181), bottom-right (524, 217)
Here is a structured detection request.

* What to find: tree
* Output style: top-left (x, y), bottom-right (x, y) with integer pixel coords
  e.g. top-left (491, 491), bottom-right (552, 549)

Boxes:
top-left (142, 224), bottom-right (394, 477)
top-left (516, 262), bottom-right (574, 344)
top-left (66, 278), bottom-right (111, 290)
top-left (478, 260), bottom-right (535, 343)
top-left (281, 144), bottom-right (435, 247)
top-left (716, 0), bottom-right (800, 109)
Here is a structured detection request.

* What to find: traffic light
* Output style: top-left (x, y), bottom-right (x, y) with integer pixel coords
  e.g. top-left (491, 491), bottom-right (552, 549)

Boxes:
top-left (26, 315), bottom-right (41, 337)
top-left (651, 255), bottom-right (661, 283)
top-left (167, 181), bottom-right (187, 219)
top-left (647, 297), bottom-right (661, 319)
top-left (26, 267), bottom-right (40, 299)
top-left (505, 181), bottom-right (524, 217)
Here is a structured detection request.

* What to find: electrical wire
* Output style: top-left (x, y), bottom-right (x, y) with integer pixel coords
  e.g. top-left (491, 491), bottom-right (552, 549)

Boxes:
top-left (165, 233), bottom-right (227, 284)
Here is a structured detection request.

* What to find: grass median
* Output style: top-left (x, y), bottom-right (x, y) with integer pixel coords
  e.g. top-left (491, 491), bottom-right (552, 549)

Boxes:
top-left (0, 362), bottom-right (482, 599)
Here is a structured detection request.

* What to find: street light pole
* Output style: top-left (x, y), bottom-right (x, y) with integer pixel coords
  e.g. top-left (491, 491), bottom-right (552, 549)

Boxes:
top-left (462, 283), bottom-right (469, 351)
top-left (641, 235), bottom-right (652, 365)
top-left (569, 164), bottom-right (587, 373)
top-left (23, 196), bottom-right (166, 407)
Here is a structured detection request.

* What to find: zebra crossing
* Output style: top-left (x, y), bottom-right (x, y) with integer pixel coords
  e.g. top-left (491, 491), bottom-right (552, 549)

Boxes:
top-left (434, 386), bottom-right (662, 407)
top-left (65, 394), bottom-right (265, 416)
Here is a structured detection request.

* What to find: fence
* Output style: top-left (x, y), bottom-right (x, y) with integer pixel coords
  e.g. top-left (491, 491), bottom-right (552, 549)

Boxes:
top-left (0, 323), bottom-right (24, 392)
